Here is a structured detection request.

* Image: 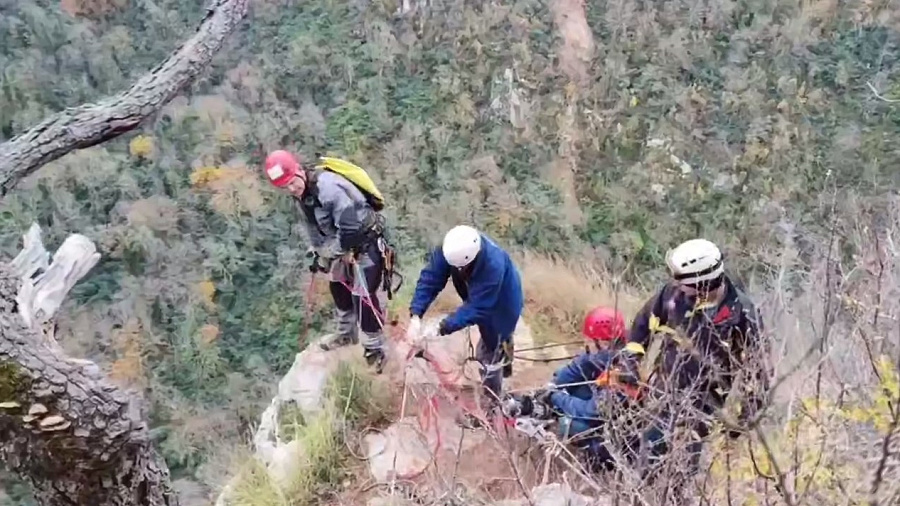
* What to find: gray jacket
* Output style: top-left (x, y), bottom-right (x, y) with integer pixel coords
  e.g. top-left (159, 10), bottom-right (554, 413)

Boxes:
top-left (293, 170), bottom-right (378, 256)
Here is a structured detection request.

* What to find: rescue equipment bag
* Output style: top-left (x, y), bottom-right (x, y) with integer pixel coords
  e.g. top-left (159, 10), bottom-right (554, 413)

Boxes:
top-left (315, 155), bottom-right (386, 212)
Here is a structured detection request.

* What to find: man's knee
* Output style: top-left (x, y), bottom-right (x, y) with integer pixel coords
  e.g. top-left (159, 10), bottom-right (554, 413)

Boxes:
top-left (482, 372), bottom-right (503, 404)
top-left (559, 416), bottom-right (594, 438)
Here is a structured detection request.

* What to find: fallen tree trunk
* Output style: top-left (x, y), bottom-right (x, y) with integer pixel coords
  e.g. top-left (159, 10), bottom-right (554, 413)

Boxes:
top-left (0, 227), bottom-right (175, 505)
top-left (0, 0), bottom-right (251, 196)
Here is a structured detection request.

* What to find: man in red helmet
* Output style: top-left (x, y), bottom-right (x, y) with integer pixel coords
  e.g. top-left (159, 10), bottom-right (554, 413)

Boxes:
top-left (543, 307), bottom-right (633, 426)
top-left (501, 306), bottom-right (637, 469)
top-left (263, 150), bottom-right (389, 372)
top-left (504, 308), bottom-right (632, 425)
top-left (549, 306), bottom-right (628, 391)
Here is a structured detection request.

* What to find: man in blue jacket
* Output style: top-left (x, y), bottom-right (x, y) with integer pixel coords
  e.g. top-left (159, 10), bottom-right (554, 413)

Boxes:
top-left (407, 225), bottom-right (524, 425)
top-left (503, 307), bottom-right (639, 470)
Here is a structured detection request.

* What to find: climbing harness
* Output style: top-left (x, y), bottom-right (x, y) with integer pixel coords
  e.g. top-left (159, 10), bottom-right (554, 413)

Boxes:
top-left (377, 236), bottom-right (403, 300)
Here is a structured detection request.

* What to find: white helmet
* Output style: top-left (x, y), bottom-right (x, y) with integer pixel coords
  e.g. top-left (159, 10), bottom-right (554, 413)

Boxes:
top-left (665, 239), bottom-right (724, 285)
top-left (442, 225), bottom-right (482, 268)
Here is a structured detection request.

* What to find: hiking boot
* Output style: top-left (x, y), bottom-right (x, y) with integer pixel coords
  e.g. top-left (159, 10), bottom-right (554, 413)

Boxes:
top-left (319, 333), bottom-right (357, 351)
top-left (363, 348), bottom-right (386, 374)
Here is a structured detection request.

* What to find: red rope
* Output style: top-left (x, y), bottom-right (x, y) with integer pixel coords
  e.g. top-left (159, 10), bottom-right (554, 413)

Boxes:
top-left (303, 261), bottom-right (505, 479)
top-left (300, 272), bottom-right (318, 348)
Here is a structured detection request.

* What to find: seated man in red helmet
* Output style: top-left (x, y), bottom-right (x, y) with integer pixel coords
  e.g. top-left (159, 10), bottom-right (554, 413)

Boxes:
top-left (504, 308), bottom-right (633, 428)
top-left (502, 306), bottom-right (638, 469)
top-left (262, 150), bottom-right (389, 373)
top-left (544, 307), bottom-right (635, 436)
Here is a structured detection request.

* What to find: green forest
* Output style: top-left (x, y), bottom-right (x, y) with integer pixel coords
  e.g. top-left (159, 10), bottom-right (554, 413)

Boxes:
top-left (1, 0), bottom-right (899, 503)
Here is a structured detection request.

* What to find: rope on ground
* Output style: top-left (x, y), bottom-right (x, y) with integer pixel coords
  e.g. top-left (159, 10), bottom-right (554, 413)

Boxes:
top-left (307, 258), bottom-right (552, 489)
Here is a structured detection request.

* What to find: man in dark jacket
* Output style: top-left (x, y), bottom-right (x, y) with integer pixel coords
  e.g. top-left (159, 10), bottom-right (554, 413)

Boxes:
top-left (618, 238), bottom-right (771, 474)
top-left (407, 225), bottom-right (524, 425)
top-left (263, 150), bottom-right (389, 373)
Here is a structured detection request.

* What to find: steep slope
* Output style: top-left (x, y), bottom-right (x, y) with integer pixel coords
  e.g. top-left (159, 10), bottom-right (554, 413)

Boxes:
top-left (215, 316), bottom-right (602, 506)
top-left (1, 0), bottom-right (900, 504)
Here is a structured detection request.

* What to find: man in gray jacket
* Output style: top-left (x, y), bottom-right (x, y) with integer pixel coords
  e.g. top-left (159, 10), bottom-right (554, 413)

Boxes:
top-left (264, 150), bottom-right (388, 372)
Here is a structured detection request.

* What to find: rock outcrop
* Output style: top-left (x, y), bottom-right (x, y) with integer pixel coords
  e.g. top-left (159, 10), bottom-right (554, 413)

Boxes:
top-left (216, 315), bottom-right (596, 505)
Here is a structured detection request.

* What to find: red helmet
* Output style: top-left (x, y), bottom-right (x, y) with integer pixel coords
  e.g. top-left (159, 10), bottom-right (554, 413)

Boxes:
top-left (582, 306), bottom-right (626, 341)
top-left (264, 150), bottom-right (301, 187)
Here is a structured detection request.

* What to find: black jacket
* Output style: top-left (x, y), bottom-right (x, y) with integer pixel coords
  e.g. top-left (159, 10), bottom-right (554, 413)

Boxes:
top-left (626, 276), bottom-right (771, 412)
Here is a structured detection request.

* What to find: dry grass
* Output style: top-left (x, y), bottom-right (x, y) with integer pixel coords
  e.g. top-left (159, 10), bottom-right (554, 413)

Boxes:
top-left (224, 358), bottom-right (394, 506)
top-left (514, 251), bottom-right (644, 344)
top-left (521, 195), bottom-right (900, 506)
top-left (388, 248), bottom-right (644, 345)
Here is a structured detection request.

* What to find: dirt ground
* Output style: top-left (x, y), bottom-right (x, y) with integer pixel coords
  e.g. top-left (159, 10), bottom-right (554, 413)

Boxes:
top-left (549, 0), bottom-right (596, 85)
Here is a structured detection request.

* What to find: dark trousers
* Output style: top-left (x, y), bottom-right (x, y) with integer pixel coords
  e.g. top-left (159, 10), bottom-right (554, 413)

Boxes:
top-left (475, 325), bottom-right (513, 404)
top-left (329, 240), bottom-right (385, 350)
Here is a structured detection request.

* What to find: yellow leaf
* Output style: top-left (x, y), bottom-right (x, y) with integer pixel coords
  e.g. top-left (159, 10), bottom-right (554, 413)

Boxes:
top-left (189, 167), bottom-right (222, 187)
top-left (630, 96), bottom-right (639, 107)
top-left (129, 135), bottom-right (154, 159)
top-left (197, 280), bottom-right (216, 310)
top-left (110, 356), bottom-right (143, 385)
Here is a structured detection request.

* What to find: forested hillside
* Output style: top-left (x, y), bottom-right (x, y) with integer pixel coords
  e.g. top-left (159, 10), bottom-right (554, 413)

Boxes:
top-left (1, 0), bottom-right (899, 503)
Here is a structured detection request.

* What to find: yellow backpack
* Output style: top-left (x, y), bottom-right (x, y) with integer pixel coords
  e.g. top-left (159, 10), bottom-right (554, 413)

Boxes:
top-left (315, 156), bottom-right (386, 212)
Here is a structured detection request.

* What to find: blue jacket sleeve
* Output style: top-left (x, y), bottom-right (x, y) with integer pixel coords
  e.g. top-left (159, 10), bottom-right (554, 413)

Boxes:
top-left (439, 252), bottom-right (505, 335)
top-left (409, 248), bottom-right (451, 318)
top-left (552, 351), bottom-right (613, 385)
top-left (550, 391), bottom-right (599, 420)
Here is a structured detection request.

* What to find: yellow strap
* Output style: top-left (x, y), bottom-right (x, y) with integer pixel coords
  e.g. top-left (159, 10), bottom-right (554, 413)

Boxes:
top-left (640, 313), bottom-right (698, 383)
top-left (624, 342), bottom-right (646, 355)
top-left (649, 314), bottom-right (677, 335)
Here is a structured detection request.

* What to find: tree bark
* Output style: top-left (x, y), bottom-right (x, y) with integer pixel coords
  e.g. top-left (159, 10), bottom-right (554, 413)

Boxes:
top-left (0, 0), bottom-right (251, 196)
top-left (0, 1), bottom-right (251, 504)
top-left (0, 262), bottom-right (175, 506)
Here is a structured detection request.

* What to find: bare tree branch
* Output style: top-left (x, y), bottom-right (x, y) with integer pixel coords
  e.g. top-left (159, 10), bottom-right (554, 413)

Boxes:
top-left (0, 0), bottom-right (251, 196)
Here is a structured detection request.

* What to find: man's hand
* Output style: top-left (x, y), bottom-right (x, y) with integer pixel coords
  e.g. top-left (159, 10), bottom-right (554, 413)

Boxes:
top-left (614, 351), bottom-right (642, 387)
top-left (437, 318), bottom-right (450, 336)
top-left (534, 387), bottom-right (556, 406)
top-left (306, 247), bottom-right (329, 273)
top-left (729, 396), bottom-right (762, 439)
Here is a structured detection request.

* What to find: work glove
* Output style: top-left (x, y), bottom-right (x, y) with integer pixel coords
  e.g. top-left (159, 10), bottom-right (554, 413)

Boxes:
top-left (729, 395), bottom-right (762, 439)
top-left (437, 317), bottom-right (451, 336)
top-left (614, 350), bottom-right (643, 387)
top-left (305, 247), bottom-right (328, 273)
top-left (501, 394), bottom-right (527, 418)
top-left (406, 315), bottom-right (423, 346)
top-left (534, 388), bottom-right (556, 407)
top-left (530, 391), bottom-right (555, 420)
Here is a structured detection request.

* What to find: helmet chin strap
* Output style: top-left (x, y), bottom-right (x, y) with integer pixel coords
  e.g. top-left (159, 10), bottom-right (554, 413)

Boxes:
top-left (695, 284), bottom-right (726, 306)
